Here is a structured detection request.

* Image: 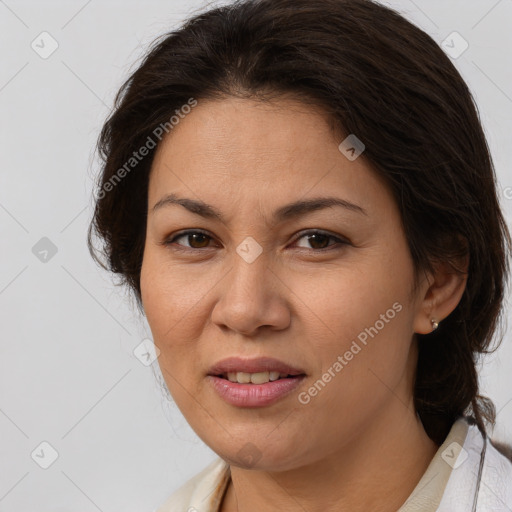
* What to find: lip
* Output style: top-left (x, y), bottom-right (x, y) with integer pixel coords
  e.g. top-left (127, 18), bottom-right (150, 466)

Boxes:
top-left (207, 356), bottom-right (305, 376)
top-left (207, 375), bottom-right (306, 407)
top-left (207, 356), bottom-right (307, 408)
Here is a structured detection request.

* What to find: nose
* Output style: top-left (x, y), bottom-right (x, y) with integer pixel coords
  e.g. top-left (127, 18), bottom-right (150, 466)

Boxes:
top-left (210, 253), bottom-right (291, 337)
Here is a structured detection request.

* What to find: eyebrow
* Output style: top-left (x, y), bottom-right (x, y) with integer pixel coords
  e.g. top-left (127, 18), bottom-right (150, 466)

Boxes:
top-left (151, 193), bottom-right (367, 222)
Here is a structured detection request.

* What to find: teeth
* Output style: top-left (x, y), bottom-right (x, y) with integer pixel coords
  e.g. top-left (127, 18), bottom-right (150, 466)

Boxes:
top-left (225, 371), bottom-right (289, 384)
top-left (237, 371), bottom-right (252, 384)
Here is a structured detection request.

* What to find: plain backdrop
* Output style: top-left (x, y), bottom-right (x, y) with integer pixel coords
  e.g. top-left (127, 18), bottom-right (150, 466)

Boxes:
top-left (1, 1), bottom-right (511, 510)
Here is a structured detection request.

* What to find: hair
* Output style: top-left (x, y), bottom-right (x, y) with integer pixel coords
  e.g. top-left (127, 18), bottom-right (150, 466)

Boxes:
top-left (88, 0), bottom-right (511, 446)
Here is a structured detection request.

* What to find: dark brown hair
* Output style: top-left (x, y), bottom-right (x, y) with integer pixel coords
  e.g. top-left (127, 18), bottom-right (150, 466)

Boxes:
top-left (88, 0), bottom-right (511, 445)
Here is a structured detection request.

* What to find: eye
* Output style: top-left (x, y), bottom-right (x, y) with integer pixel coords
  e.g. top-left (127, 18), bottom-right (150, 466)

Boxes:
top-left (292, 230), bottom-right (349, 250)
top-left (162, 229), bottom-right (349, 252)
top-left (163, 230), bottom-right (217, 250)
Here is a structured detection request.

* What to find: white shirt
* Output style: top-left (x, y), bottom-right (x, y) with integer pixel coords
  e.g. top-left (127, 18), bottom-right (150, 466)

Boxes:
top-left (156, 417), bottom-right (512, 511)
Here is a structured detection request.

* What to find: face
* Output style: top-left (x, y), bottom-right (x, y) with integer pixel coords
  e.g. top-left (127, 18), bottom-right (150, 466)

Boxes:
top-left (140, 96), bottom-right (427, 471)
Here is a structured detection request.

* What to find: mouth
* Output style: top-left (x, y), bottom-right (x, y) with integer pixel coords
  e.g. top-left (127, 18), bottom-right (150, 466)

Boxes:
top-left (207, 356), bottom-right (306, 381)
top-left (214, 371), bottom-right (305, 384)
top-left (207, 356), bottom-right (307, 407)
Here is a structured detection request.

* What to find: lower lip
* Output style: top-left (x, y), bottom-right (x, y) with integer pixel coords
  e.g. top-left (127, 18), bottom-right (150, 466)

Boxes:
top-left (207, 375), bottom-right (306, 407)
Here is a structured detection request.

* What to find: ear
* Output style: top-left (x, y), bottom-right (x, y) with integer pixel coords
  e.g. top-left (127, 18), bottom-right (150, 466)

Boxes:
top-left (413, 256), bottom-right (469, 335)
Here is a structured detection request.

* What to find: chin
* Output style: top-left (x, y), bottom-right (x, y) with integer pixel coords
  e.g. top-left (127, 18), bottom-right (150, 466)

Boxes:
top-left (210, 435), bottom-right (307, 472)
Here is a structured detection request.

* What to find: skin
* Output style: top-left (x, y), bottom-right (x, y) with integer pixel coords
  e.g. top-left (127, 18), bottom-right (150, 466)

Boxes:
top-left (140, 96), bottom-right (468, 512)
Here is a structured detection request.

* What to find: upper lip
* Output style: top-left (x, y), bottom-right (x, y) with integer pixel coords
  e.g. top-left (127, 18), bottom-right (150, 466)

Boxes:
top-left (208, 357), bottom-right (306, 376)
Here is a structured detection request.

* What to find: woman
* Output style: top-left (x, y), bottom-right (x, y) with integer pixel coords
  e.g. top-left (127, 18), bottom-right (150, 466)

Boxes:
top-left (87, 0), bottom-right (512, 510)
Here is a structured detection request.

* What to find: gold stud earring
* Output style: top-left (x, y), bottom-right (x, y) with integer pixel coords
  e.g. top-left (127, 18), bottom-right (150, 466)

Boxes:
top-left (431, 319), bottom-right (439, 332)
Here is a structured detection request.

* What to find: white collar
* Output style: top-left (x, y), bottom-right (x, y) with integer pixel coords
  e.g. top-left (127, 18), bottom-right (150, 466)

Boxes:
top-left (437, 420), bottom-right (512, 511)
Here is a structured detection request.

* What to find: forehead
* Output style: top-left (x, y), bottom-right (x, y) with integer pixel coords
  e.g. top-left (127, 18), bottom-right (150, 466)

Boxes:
top-left (153, 96), bottom-right (335, 166)
top-left (147, 96), bottom-right (392, 219)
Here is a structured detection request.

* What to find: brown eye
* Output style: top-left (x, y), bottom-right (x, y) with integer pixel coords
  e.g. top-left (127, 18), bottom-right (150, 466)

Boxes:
top-left (303, 233), bottom-right (330, 249)
top-left (184, 233), bottom-right (211, 248)
top-left (164, 230), bottom-right (215, 249)
top-left (294, 230), bottom-right (348, 250)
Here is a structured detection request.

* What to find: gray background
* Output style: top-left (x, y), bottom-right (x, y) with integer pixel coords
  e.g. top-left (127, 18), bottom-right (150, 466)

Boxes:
top-left (1, 1), bottom-right (511, 511)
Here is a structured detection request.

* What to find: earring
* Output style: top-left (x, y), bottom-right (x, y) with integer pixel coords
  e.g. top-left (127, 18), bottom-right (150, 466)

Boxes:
top-left (431, 319), bottom-right (439, 332)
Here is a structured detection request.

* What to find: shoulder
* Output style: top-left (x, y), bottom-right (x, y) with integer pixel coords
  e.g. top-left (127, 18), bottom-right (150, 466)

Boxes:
top-left (154, 457), bottom-right (230, 512)
top-left (437, 419), bottom-right (512, 511)
top-left (464, 421), bottom-right (512, 507)
top-left (480, 432), bottom-right (512, 507)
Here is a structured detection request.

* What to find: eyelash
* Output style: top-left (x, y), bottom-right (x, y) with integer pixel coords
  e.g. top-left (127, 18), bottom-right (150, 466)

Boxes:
top-left (161, 229), bottom-right (350, 252)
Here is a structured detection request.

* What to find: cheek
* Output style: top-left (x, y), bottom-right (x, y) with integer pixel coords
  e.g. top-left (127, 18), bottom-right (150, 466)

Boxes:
top-left (302, 254), bottom-right (412, 342)
top-left (298, 247), bottom-right (415, 391)
top-left (140, 261), bottom-right (198, 410)
top-left (141, 250), bottom-right (206, 332)
top-left (140, 253), bottom-right (202, 370)
top-left (295, 278), bottom-right (414, 440)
